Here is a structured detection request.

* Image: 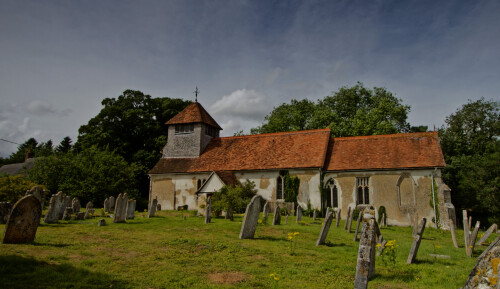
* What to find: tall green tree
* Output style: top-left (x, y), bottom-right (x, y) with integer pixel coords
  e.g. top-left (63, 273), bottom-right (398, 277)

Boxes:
top-left (55, 136), bottom-right (73, 153)
top-left (440, 98), bottom-right (500, 225)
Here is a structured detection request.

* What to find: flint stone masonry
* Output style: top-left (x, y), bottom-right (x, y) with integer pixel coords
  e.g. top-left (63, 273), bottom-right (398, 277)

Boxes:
top-left (296, 206), bottom-right (303, 223)
top-left (98, 219), bottom-right (106, 226)
top-left (316, 211), bottom-right (334, 246)
top-left (113, 193), bottom-right (128, 223)
top-left (2, 195), bottom-right (42, 244)
top-left (63, 207), bottom-right (73, 220)
top-left (205, 197), bottom-right (212, 224)
top-left (354, 216), bottom-right (379, 289)
top-left (477, 224), bottom-right (498, 246)
top-left (72, 198), bottom-right (81, 213)
top-left (148, 198), bottom-right (158, 218)
top-left (0, 202), bottom-right (13, 224)
top-left (26, 186), bottom-right (45, 209)
top-left (109, 196), bottom-right (116, 210)
top-left (239, 195), bottom-right (263, 239)
top-left (44, 192), bottom-right (67, 223)
top-left (336, 209), bottom-right (341, 227)
top-left (407, 218), bottom-right (427, 264)
top-left (463, 245), bottom-right (500, 288)
top-left (344, 207), bottom-right (351, 230)
top-left (272, 206), bottom-right (281, 225)
top-left (126, 200), bottom-right (136, 220)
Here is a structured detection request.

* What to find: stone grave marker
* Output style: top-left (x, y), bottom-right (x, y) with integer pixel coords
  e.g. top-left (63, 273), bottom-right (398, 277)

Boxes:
top-left (325, 207), bottom-right (331, 219)
top-left (477, 224), bottom-right (498, 246)
top-left (354, 210), bottom-right (379, 289)
top-left (312, 210), bottom-right (317, 221)
top-left (205, 197), bottom-right (212, 224)
top-left (380, 213), bottom-right (386, 227)
top-left (406, 218), bottom-right (427, 264)
top-left (75, 212), bottom-right (85, 220)
top-left (316, 211), bottom-right (334, 246)
top-left (63, 207), bottom-right (73, 220)
top-left (84, 202), bottom-right (93, 219)
top-left (377, 240), bottom-right (388, 256)
top-left (347, 208), bottom-right (354, 233)
top-left (344, 207), bottom-right (351, 230)
top-left (463, 245), bottom-right (500, 289)
top-left (26, 186), bottom-right (45, 209)
top-left (71, 198), bottom-right (81, 213)
top-left (65, 196), bottom-right (72, 208)
top-left (0, 202), bottom-right (13, 224)
top-left (44, 192), bottom-right (67, 223)
top-left (449, 219), bottom-right (459, 248)
top-left (285, 214), bottom-right (289, 224)
top-left (353, 208), bottom-right (365, 241)
top-left (272, 205), bottom-right (281, 225)
top-left (335, 209), bottom-right (341, 227)
top-left (463, 210), bottom-right (471, 255)
top-left (148, 198), bottom-right (158, 218)
top-left (468, 221), bottom-right (480, 257)
top-left (239, 195), bottom-right (263, 239)
top-left (104, 198), bottom-right (110, 212)
top-left (2, 195), bottom-right (42, 244)
top-left (109, 196), bottom-right (116, 211)
top-left (98, 219), bottom-right (106, 226)
top-left (126, 200), bottom-right (136, 220)
top-left (296, 206), bottom-right (303, 223)
top-left (262, 202), bottom-right (270, 224)
top-left (113, 193), bottom-right (128, 223)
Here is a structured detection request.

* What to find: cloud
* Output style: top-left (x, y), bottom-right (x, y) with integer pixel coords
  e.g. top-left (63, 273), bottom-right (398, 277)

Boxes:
top-left (210, 89), bottom-right (270, 120)
top-left (26, 101), bottom-right (72, 116)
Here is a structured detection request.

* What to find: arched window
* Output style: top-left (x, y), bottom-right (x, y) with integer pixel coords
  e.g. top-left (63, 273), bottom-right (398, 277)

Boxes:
top-left (325, 179), bottom-right (339, 208)
top-left (277, 176), bottom-right (284, 200)
top-left (356, 177), bottom-right (370, 205)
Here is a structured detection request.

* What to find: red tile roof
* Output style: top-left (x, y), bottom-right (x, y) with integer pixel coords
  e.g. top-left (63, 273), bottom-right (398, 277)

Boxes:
top-left (324, 132), bottom-right (446, 171)
top-left (149, 128), bottom-right (331, 173)
top-left (165, 102), bottom-right (222, 130)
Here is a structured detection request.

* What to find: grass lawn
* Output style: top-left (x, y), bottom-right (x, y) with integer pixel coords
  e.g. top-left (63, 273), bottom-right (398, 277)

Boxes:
top-left (0, 210), bottom-right (493, 289)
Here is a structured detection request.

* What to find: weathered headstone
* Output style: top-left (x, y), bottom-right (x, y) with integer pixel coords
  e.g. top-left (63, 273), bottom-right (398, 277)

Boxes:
top-left (335, 209), bottom-right (341, 227)
top-left (316, 211), bottom-right (334, 246)
top-left (84, 202), bottom-right (93, 219)
top-left (285, 214), bottom-right (289, 224)
top-left (126, 200), bottom-right (136, 220)
top-left (71, 198), bottom-right (81, 213)
top-left (463, 210), bottom-right (471, 256)
top-left (239, 195), bottom-right (263, 239)
top-left (477, 224), bottom-right (498, 246)
top-left (26, 186), bottom-right (45, 209)
top-left (296, 206), bottom-right (303, 223)
top-left (325, 207), bottom-right (331, 219)
top-left (75, 212), bottom-right (85, 220)
top-left (347, 208), bottom-right (354, 233)
top-left (463, 245), bottom-right (500, 289)
top-left (205, 196), bottom-right (212, 224)
top-left (449, 219), bottom-right (459, 248)
top-left (157, 203), bottom-right (161, 211)
top-left (354, 208), bottom-right (364, 241)
top-left (380, 213), bottom-right (386, 227)
top-left (0, 202), bottom-right (13, 224)
top-left (148, 198), bottom-right (158, 218)
top-left (344, 207), bottom-right (351, 230)
top-left (109, 196), bottom-right (116, 211)
top-left (272, 205), bottom-right (281, 225)
top-left (354, 212), bottom-right (379, 289)
top-left (2, 195), bottom-right (42, 244)
top-left (44, 192), bottom-right (67, 223)
top-left (104, 198), bottom-right (110, 212)
top-left (113, 193), bottom-right (128, 223)
top-left (407, 218), bottom-right (427, 264)
top-left (262, 202), bottom-right (270, 224)
top-left (312, 210), bottom-right (317, 221)
top-left (63, 207), bottom-right (73, 220)
top-left (98, 218), bottom-right (106, 226)
top-left (65, 196), bottom-right (72, 208)
top-left (468, 221), bottom-right (480, 257)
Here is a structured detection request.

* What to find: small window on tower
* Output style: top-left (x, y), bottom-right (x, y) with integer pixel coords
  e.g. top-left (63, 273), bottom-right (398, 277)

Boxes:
top-left (175, 124), bottom-right (194, 135)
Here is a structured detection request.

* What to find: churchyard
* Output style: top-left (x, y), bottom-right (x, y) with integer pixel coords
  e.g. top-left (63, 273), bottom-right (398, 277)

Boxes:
top-left (1, 207), bottom-right (497, 289)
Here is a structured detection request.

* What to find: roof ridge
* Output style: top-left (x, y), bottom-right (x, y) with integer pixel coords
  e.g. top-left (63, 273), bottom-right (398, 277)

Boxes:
top-left (333, 131), bottom-right (438, 141)
top-left (217, 128), bottom-right (331, 140)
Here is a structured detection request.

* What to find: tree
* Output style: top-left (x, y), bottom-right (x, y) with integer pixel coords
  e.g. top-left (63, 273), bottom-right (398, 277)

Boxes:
top-left (251, 83), bottom-right (411, 137)
top-left (55, 136), bottom-right (73, 153)
top-left (211, 180), bottom-right (257, 221)
top-left (440, 98), bottom-right (500, 225)
top-left (6, 138), bottom-right (38, 164)
top-left (0, 175), bottom-right (41, 202)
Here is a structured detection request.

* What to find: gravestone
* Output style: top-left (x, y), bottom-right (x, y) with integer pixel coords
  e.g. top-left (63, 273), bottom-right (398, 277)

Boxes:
top-left (98, 219), bottom-right (106, 226)
top-left (468, 221), bottom-right (480, 257)
top-left (2, 195), bottom-right (42, 244)
top-left (335, 209), bottom-right (341, 227)
top-left (285, 215), bottom-right (288, 224)
top-left (272, 206), bottom-right (281, 225)
top-left (0, 202), bottom-right (13, 224)
top-left (205, 197), bottom-right (212, 224)
top-left (354, 212), bottom-right (379, 289)
top-left (157, 204), bottom-right (161, 211)
top-left (109, 196), bottom-right (116, 211)
top-left (344, 207), bottom-right (351, 230)
top-left (407, 218), bottom-right (427, 264)
top-left (477, 224), bottom-right (498, 246)
top-left (449, 219), bottom-right (459, 248)
top-left (325, 207), bottom-right (331, 219)
top-left (380, 213), bottom-right (386, 227)
top-left (84, 202), bottom-right (93, 219)
top-left (63, 207), bottom-right (73, 220)
top-left (296, 206), bottom-right (303, 223)
top-left (312, 210), bottom-right (317, 221)
top-left (65, 196), bottom-right (72, 208)
top-left (316, 211), bottom-right (334, 246)
top-left (463, 210), bottom-right (471, 256)
top-left (347, 208), bottom-right (354, 233)
top-left (463, 245), bottom-right (500, 289)
top-left (26, 186), bottom-right (45, 209)
top-left (71, 198), bottom-right (81, 213)
top-left (126, 200), bottom-right (136, 220)
top-left (148, 198), bottom-right (158, 218)
top-left (262, 202), bottom-right (270, 224)
top-left (113, 193), bottom-right (128, 223)
top-left (239, 195), bottom-right (263, 239)
top-left (44, 192), bottom-right (67, 223)
top-left (75, 212), bottom-right (85, 220)
top-left (353, 208), bottom-right (365, 241)
top-left (104, 198), bottom-right (110, 212)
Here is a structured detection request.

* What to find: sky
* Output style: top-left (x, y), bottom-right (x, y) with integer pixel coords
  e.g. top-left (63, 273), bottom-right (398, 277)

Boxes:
top-left (1, 0), bottom-right (499, 157)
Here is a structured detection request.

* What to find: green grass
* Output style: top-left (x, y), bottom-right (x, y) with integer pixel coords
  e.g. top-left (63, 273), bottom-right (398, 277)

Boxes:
top-left (0, 210), bottom-right (494, 289)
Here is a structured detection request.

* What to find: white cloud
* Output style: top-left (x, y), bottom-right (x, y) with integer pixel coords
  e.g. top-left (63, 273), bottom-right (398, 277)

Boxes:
top-left (26, 100), bottom-right (72, 116)
top-left (210, 89), bottom-right (270, 119)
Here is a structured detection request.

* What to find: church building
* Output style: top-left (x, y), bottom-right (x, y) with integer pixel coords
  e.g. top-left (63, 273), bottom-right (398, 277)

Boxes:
top-left (149, 101), bottom-right (456, 228)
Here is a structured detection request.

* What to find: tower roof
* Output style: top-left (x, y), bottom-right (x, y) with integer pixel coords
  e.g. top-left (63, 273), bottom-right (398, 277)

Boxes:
top-left (165, 102), bottom-right (222, 130)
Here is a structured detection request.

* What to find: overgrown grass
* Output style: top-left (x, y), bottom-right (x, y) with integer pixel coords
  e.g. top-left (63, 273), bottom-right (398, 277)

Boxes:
top-left (0, 210), bottom-right (494, 288)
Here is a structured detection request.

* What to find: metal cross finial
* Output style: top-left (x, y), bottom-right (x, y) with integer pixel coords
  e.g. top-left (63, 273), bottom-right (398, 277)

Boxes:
top-left (194, 86), bottom-right (199, 102)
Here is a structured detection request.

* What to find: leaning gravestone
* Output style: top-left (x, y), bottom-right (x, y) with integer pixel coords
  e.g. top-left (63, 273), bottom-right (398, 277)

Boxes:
top-left (313, 210), bottom-right (317, 221)
top-left (407, 218), bottom-right (427, 264)
top-left (63, 207), bottom-right (73, 220)
top-left (477, 224), bottom-right (498, 246)
top-left (335, 209), bottom-right (341, 227)
top-left (239, 195), bottom-right (263, 239)
top-left (205, 197), bottom-right (212, 224)
top-left (148, 198), bottom-right (158, 218)
top-left (354, 208), bottom-right (379, 289)
top-left (347, 208), bottom-right (354, 233)
top-left (449, 219), bottom-right (459, 248)
top-left (2, 195), bottom-right (42, 244)
top-left (157, 204), bottom-right (161, 211)
top-left (126, 200), bottom-right (136, 220)
top-left (262, 202), bottom-right (270, 224)
top-left (353, 208), bottom-right (365, 241)
top-left (0, 202), bottom-right (13, 224)
top-left (109, 196), bottom-right (116, 211)
top-left (84, 202), bottom-right (93, 219)
top-left (272, 206), bottom-right (281, 225)
top-left (463, 210), bottom-right (471, 256)
top-left (325, 207), bottom-right (331, 219)
top-left (316, 210), bottom-right (334, 246)
top-left (44, 192), bottom-right (67, 223)
top-left (468, 221), bottom-right (480, 257)
top-left (71, 198), bottom-right (81, 213)
top-left (463, 244), bottom-right (500, 288)
top-left (26, 186), bottom-right (45, 209)
top-left (113, 193), bottom-right (128, 223)
top-left (104, 198), bottom-right (110, 212)
top-left (344, 207), bottom-right (351, 230)
top-left (296, 206), bottom-right (303, 223)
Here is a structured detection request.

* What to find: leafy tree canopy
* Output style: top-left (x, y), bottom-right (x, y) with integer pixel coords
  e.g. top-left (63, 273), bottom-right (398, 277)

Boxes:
top-left (0, 174), bottom-right (42, 203)
top-left (211, 180), bottom-right (257, 221)
top-left (251, 82), bottom-right (411, 137)
top-left (55, 136), bottom-right (73, 154)
top-left (6, 138), bottom-right (55, 164)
